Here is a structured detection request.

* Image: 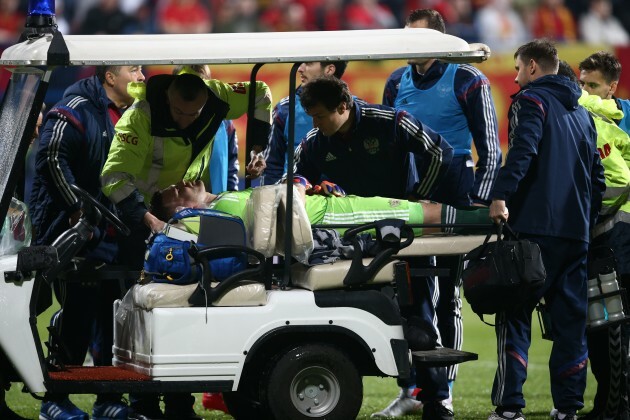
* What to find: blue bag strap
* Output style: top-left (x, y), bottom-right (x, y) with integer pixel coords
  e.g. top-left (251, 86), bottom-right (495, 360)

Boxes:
top-left (171, 207), bottom-right (242, 222)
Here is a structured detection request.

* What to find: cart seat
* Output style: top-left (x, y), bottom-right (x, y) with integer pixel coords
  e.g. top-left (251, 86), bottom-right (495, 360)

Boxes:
top-left (291, 234), bottom-right (490, 291)
top-left (398, 234), bottom-right (491, 257)
top-left (291, 259), bottom-right (398, 291)
top-left (132, 281), bottom-right (267, 309)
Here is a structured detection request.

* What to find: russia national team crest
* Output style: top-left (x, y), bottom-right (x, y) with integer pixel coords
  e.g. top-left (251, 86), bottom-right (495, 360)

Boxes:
top-left (363, 137), bottom-right (379, 154)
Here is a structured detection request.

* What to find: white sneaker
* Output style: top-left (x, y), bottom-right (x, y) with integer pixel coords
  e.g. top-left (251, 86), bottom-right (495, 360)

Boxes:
top-left (550, 408), bottom-right (558, 418)
top-left (442, 382), bottom-right (453, 412)
top-left (442, 394), bottom-right (453, 412)
top-left (488, 410), bottom-right (525, 420)
top-left (371, 394), bottom-right (423, 418)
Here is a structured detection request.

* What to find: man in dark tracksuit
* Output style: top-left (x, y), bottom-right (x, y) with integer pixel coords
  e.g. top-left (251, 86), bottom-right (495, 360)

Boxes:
top-left (294, 76), bottom-right (455, 420)
top-left (378, 11), bottom-right (502, 417)
top-left (294, 80), bottom-right (452, 200)
top-left (488, 40), bottom-right (605, 420)
top-left (29, 66), bottom-right (145, 420)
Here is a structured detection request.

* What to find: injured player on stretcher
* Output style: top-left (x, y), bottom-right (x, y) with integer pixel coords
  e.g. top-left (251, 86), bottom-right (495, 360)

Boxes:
top-left (149, 180), bottom-right (491, 237)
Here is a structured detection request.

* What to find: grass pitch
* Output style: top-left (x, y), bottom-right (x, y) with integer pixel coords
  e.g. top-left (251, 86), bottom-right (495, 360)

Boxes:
top-left (6, 300), bottom-right (595, 419)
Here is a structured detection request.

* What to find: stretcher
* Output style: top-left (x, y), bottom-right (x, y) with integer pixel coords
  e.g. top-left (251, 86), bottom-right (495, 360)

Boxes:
top-left (123, 186), bottom-right (488, 377)
top-left (127, 231), bottom-right (489, 305)
top-left (133, 184), bottom-right (493, 302)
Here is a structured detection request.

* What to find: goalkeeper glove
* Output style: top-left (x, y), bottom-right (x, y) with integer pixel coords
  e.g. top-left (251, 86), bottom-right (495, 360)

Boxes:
top-left (293, 175), bottom-right (313, 192)
top-left (318, 180), bottom-right (346, 197)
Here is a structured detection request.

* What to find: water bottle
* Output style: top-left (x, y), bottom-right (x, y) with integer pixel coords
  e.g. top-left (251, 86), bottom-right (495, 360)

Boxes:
top-left (587, 277), bottom-right (607, 327)
top-left (599, 270), bottom-right (625, 321)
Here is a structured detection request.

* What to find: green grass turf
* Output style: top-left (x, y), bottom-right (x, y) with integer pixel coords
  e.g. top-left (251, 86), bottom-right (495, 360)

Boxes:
top-left (6, 299), bottom-right (596, 419)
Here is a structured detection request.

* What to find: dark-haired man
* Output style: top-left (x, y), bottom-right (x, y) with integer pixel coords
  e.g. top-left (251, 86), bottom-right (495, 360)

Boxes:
top-left (294, 76), bottom-right (451, 199)
top-left (579, 51), bottom-right (630, 136)
top-left (172, 65), bottom-right (240, 194)
top-left (293, 75), bottom-right (455, 420)
top-left (487, 40), bottom-right (604, 420)
top-left (378, 10), bottom-right (502, 416)
top-left (101, 71), bottom-right (272, 420)
top-left (261, 61), bottom-right (350, 186)
top-left (101, 72), bottom-right (271, 261)
top-left (384, 8), bottom-right (500, 205)
top-left (30, 65), bottom-right (145, 420)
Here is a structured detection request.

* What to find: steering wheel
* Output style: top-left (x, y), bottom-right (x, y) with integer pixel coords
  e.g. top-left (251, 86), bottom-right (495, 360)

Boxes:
top-left (69, 184), bottom-right (131, 236)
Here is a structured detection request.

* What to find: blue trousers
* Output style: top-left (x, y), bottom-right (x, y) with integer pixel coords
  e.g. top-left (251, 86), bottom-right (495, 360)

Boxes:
top-left (491, 235), bottom-right (588, 412)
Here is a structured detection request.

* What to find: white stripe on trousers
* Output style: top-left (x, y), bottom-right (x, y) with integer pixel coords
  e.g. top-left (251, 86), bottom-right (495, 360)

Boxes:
top-left (493, 311), bottom-right (508, 405)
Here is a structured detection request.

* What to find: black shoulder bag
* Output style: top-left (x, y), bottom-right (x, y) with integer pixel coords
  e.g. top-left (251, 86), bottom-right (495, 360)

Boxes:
top-left (462, 222), bottom-right (546, 321)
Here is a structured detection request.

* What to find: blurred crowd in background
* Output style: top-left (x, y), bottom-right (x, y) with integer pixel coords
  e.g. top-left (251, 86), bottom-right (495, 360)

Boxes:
top-left (0, 0), bottom-right (629, 52)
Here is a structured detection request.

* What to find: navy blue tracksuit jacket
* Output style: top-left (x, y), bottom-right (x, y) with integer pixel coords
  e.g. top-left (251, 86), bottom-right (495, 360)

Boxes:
top-left (489, 74), bottom-right (605, 412)
top-left (492, 75), bottom-right (604, 241)
top-left (294, 102), bottom-right (453, 200)
top-left (30, 75), bottom-right (118, 261)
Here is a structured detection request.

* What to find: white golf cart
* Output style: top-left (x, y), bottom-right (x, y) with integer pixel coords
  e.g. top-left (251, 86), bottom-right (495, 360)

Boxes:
top-left (0, 3), bottom-right (490, 418)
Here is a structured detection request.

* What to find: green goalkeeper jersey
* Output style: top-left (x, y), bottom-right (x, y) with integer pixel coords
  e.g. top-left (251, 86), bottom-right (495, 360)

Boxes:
top-left (207, 189), bottom-right (425, 227)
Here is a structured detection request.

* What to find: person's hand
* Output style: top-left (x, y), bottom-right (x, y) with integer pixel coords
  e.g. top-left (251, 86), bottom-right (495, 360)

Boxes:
top-left (317, 180), bottom-right (346, 197)
top-left (471, 202), bottom-right (488, 207)
top-left (469, 43), bottom-right (491, 60)
top-left (144, 212), bottom-right (166, 234)
top-left (246, 150), bottom-right (266, 179)
top-left (489, 199), bottom-right (509, 224)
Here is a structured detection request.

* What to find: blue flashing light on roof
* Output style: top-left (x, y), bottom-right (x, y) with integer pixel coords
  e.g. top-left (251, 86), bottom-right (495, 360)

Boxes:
top-left (24, 0), bottom-right (56, 31)
top-left (19, 0), bottom-right (68, 65)
top-left (28, 0), bottom-right (55, 16)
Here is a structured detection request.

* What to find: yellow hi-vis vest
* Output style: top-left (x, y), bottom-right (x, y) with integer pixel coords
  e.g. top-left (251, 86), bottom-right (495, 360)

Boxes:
top-left (101, 78), bottom-right (271, 205)
top-left (579, 90), bottom-right (630, 237)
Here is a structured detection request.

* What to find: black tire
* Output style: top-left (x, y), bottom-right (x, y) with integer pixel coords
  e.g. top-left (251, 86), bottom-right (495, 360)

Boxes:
top-left (265, 344), bottom-right (363, 419)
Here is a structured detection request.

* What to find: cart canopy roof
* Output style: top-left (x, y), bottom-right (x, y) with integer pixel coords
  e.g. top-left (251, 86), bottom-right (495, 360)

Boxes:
top-left (0, 28), bottom-right (487, 66)
top-left (0, 27), bottom-right (489, 223)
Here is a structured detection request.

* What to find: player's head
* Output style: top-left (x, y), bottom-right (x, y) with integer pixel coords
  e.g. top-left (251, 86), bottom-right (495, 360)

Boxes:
top-left (406, 9), bottom-right (445, 33)
top-left (513, 39), bottom-right (559, 87)
top-left (557, 60), bottom-right (579, 86)
top-left (96, 65), bottom-right (145, 108)
top-left (167, 73), bottom-right (208, 129)
top-left (297, 61), bottom-right (348, 85)
top-left (405, 9), bottom-right (445, 67)
top-left (300, 76), bottom-right (353, 136)
top-left (578, 51), bottom-right (621, 99)
top-left (150, 180), bottom-right (213, 221)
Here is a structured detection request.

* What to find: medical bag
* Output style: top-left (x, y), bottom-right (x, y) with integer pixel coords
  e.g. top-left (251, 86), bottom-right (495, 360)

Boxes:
top-left (143, 208), bottom-right (247, 285)
top-left (462, 222), bottom-right (546, 317)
